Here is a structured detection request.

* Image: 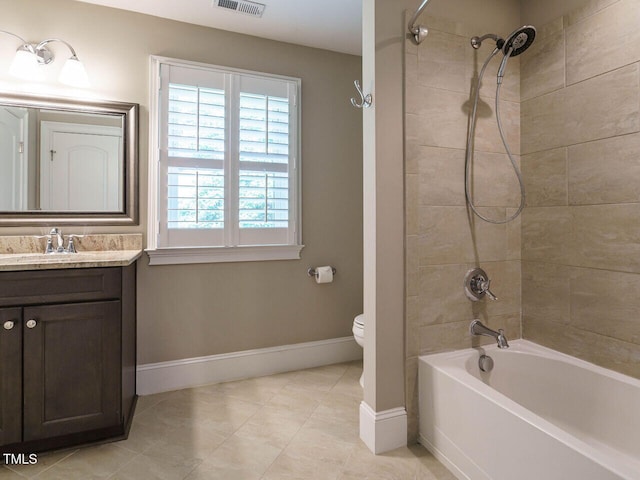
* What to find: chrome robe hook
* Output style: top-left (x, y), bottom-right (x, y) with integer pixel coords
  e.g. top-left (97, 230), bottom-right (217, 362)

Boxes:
top-left (350, 80), bottom-right (372, 108)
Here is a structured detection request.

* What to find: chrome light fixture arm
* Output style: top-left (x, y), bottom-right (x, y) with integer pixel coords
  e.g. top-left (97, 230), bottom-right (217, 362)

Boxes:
top-left (0, 30), bottom-right (29, 46)
top-left (0, 30), bottom-right (42, 61)
top-left (1, 30), bottom-right (53, 65)
top-left (36, 38), bottom-right (80, 63)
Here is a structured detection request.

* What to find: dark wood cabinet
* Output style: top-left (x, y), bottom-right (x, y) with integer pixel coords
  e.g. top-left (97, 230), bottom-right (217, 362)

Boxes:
top-left (0, 265), bottom-right (136, 453)
top-left (0, 307), bottom-right (22, 447)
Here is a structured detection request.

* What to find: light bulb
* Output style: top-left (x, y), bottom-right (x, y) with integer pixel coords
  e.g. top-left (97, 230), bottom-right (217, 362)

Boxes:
top-left (9, 46), bottom-right (41, 81)
top-left (59, 56), bottom-right (90, 88)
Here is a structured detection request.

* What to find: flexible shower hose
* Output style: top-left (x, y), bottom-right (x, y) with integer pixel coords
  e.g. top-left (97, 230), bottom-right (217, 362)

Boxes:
top-left (465, 48), bottom-right (525, 224)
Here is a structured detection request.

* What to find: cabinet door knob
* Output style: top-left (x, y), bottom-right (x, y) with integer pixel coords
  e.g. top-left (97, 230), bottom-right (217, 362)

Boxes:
top-left (3, 321), bottom-right (14, 330)
top-left (26, 319), bottom-right (37, 329)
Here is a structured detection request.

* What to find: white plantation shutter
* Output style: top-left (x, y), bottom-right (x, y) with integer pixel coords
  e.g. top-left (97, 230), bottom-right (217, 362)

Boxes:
top-left (166, 167), bottom-right (225, 229)
top-left (156, 61), bottom-right (300, 251)
top-left (237, 82), bottom-right (292, 245)
top-left (167, 84), bottom-right (225, 235)
top-left (167, 84), bottom-right (225, 160)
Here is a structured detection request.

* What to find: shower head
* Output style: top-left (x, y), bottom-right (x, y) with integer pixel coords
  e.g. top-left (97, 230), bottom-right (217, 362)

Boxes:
top-left (497, 25), bottom-right (536, 83)
top-left (502, 25), bottom-right (536, 57)
top-left (470, 25), bottom-right (537, 85)
top-left (470, 25), bottom-right (536, 56)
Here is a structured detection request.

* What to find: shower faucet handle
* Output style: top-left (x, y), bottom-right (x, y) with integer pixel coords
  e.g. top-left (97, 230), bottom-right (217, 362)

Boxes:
top-left (464, 268), bottom-right (498, 301)
top-left (480, 278), bottom-right (498, 301)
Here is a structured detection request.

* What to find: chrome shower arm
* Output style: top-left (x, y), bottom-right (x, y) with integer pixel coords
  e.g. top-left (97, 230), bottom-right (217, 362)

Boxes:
top-left (408, 0), bottom-right (430, 34)
top-left (408, 0), bottom-right (431, 44)
top-left (470, 33), bottom-right (503, 49)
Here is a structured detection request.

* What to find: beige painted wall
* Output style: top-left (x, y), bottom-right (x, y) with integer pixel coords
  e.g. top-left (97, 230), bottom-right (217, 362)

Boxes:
top-left (520, 0), bottom-right (640, 380)
top-left (0, 0), bottom-right (363, 364)
top-left (403, 0), bottom-right (522, 441)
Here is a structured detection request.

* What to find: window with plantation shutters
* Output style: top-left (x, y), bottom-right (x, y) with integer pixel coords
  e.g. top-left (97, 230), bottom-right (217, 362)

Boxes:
top-left (148, 57), bottom-right (302, 265)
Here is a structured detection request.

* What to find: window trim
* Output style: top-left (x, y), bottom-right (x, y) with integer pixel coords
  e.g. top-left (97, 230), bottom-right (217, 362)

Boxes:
top-left (147, 56), bottom-right (303, 265)
top-left (147, 244), bottom-right (305, 266)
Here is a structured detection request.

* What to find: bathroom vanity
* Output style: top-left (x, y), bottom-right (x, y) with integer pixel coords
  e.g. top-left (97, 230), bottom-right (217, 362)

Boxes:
top-left (0, 235), bottom-right (141, 453)
top-left (0, 90), bottom-right (141, 453)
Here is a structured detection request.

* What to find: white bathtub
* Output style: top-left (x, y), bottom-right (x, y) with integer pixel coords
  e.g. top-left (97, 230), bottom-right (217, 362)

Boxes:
top-left (418, 339), bottom-right (640, 480)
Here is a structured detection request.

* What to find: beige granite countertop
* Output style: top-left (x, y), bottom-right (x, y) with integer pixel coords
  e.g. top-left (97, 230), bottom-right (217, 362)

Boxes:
top-left (0, 234), bottom-right (143, 271)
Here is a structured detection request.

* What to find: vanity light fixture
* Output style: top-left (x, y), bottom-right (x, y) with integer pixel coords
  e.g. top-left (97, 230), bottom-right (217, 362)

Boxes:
top-left (1, 30), bottom-right (89, 88)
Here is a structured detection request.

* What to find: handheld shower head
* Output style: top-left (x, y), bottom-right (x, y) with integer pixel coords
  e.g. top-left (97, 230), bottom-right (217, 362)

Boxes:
top-left (466, 25), bottom-right (537, 225)
top-left (470, 26), bottom-right (536, 56)
top-left (497, 25), bottom-right (537, 84)
top-left (502, 25), bottom-right (536, 57)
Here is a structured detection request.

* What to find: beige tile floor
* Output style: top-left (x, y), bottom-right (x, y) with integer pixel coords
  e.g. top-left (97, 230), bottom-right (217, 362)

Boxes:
top-left (1, 361), bottom-right (456, 480)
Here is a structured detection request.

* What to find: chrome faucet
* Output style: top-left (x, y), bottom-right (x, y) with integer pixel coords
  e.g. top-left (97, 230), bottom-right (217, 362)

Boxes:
top-left (470, 319), bottom-right (509, 348)
top-left (43, 228), bottom-right (79, 254)
top-left (50, 228), bottom-right (65, 253)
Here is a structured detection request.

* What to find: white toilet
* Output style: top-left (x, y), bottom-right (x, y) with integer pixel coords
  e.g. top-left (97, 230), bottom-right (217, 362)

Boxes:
top-left (352, 314), bottom-right (364, 387)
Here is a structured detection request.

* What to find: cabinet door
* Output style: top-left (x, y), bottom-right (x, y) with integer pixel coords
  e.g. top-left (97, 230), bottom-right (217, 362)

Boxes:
top-left (23, 301), bottom-right (121, 442)
top-left (0, 308), bottom-right (21, 446)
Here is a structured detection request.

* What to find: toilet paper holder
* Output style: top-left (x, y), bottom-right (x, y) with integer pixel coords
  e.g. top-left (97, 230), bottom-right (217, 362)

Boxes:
top-left (307, 267), bottom-right (337, 277)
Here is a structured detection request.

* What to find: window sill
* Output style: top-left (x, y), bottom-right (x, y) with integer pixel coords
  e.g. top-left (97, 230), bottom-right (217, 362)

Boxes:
top-left (146, 244), bottom-right (305, 266)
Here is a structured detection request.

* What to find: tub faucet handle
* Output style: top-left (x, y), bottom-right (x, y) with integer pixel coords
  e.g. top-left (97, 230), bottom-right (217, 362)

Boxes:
top-left (479, 278), bottom-right (498, 301)
top-left (464, 268), bottom-right (498, 301)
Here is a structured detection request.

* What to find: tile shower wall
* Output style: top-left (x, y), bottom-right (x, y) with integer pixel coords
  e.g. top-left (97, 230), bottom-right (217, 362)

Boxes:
top-left (404, 14), bottom-right (522, 442)
top-left (521, 0), bottom-right (640, 379)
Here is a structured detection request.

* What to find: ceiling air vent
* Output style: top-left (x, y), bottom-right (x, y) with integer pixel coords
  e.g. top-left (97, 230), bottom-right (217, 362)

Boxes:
top-left (213, 0), bottom-right (266, 18)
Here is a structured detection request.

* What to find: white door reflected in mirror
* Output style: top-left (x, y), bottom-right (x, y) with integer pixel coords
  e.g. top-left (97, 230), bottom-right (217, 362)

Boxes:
top-left (40, 122), bottom-right (123, 212)
top-left (0, 107), bottom-right (28, 211)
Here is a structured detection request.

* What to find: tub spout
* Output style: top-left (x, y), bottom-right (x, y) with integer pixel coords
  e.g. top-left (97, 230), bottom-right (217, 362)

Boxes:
top-left (470, 319), bottom-right (509, 348)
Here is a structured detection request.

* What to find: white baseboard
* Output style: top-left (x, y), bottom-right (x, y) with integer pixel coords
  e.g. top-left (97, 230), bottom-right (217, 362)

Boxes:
top-left (137, 336), bottom-right (363, 395)
top-left (359, 401), bottom-right (407, 454)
